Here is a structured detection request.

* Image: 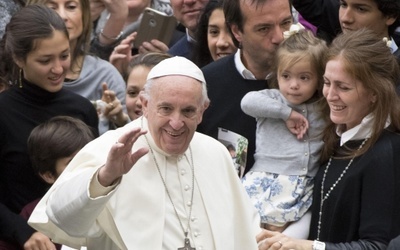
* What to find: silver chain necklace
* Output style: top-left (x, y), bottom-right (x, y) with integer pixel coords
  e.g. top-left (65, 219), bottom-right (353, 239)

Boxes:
top-left (317, 138), bottom-right (368, 240)
top-left (144, 134), bottom-right (196, 250)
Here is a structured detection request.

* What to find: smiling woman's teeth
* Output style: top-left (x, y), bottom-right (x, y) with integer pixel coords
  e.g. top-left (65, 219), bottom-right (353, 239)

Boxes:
top-left (332, 105), bottom-right (345, 111)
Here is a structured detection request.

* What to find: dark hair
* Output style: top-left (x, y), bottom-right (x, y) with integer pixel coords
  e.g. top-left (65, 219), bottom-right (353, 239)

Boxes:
top-left (0, 4), bottom-right (68, 86)
top-left (374, 0), bottom-right (400, 37)
top-left (124, 52), bottom-right (172, 80)
top-left (192, 0), bottom-right (224, 68)
top-left (13, 0), bottom-right (26, 6)
top-left (321, 28), bottom-right (400, 161)
top-left (26, 0), bottom-right (92, 72)
top-left (223, 0), bottom-right (292, 47)
top-left (27, 116), bottom-right (95, 176)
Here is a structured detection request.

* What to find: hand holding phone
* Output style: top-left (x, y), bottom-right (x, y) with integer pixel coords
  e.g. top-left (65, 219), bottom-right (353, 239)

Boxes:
top-left (134, 8), bottom-right (177, 48)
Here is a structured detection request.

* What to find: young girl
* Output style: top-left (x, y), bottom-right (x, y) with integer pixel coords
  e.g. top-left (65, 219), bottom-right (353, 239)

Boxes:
top-left (241, 26), bottom-right (328, 238)
top-left (125, 52), bottom-right (171, 120)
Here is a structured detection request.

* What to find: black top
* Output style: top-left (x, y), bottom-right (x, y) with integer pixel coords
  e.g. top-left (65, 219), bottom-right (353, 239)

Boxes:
top-left (198, 55), bottom-right (268, 174)
top-left (0, 79), bottom-right (98, 246)
top-left (293, 0), bottom-right (341, 44)
top-left (309, 130), bottom-right (400, 249)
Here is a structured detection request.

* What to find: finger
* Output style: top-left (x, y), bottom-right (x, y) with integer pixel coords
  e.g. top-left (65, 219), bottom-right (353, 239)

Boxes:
top-left (130, 147), bottom-right (149, 163)
top-left (138, 46), bottom-right (149, 54)
top-left (121, 33), bottom-right (136, 45)
top-left (109, 54), bottom-right (127, 64)
top-left (150, 39), bottom-right (169, 52)
top-left (128, 128), bottom-right (148, 145)
top-left (113, 129), bottom-right (147, 156)
top-left (303, 118), bottom-right (309, 130)
top-left (102, 82), bottom-right (108, 93)
top-left (117, 127), bottom-right (145, 145)
top-left (44, 240), bottom-right (56, 250)
top-left (106, 104), bottom-right (122, 116)
top-left (114, 43), bottom-right (130, 52)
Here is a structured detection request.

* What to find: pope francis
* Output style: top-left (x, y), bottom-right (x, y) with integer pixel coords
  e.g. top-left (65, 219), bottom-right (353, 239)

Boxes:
top-left (28, 56), bottom-right (262, 249)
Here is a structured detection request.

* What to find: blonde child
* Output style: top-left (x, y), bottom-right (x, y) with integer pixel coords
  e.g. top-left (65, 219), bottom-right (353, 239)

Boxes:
top-left (241, 25), bottom-right (328, 238)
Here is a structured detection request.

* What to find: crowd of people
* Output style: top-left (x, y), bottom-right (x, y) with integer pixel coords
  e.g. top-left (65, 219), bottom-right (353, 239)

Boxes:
top-left (1, 0), bottom-right (400, 249)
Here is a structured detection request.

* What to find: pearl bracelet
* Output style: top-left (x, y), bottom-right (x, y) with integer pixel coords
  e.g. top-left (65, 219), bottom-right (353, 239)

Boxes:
top-left (313, 240), bottom-right (326, 250)
top-left (100, 29), bottom-right (123, 41)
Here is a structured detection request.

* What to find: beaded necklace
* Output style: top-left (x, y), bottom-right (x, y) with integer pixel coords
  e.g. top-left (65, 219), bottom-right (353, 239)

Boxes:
top-left (142, 115), bottom-right (196, 250)
top-left (316, 138), bottom-right (368, 240)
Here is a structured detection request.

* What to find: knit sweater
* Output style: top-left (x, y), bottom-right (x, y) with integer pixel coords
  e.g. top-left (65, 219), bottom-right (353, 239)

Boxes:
top-left (241, 89), bottom-right (325, 176)
top-left (309, 130), bottom-right (400, 248)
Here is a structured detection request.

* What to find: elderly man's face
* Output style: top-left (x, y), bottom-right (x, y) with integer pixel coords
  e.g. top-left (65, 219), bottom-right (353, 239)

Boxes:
top-left (141, 75), bottom-right (205, 155)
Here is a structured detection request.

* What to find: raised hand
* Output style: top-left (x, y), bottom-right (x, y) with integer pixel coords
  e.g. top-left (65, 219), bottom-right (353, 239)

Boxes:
top-left (98, 127), bottom-right (149, 186)
top-left (101, 82), bottom-right (129, 127)
top-left (109, 33), bottom-right (137, 74)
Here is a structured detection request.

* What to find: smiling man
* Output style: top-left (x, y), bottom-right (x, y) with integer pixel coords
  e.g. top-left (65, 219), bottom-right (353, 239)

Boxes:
top-left (293, 0), bottom-right (400, 47)
top-left (28, 56), bottom-right (263, 250)
top-left (168, 0), bottom-right (210, 59)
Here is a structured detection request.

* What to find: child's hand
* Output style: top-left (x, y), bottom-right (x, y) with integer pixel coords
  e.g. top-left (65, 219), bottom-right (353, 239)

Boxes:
top-left (24, 231), bottom-right (56, 250)
top-left (286, 110), bottom-right (309, 140)
top-left (101, 83), bottom-right (129, 127)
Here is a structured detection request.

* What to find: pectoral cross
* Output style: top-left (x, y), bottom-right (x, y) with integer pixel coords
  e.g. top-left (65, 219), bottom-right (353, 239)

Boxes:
top-left (178, 238), bottom-right (195, 250)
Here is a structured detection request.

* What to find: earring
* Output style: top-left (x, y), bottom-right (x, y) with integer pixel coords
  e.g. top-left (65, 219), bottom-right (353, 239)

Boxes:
top-left (18, 68), bottom-right (23, 88)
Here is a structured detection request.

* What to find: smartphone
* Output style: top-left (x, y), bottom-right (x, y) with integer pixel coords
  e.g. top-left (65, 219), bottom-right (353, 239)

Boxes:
top-left (134, 8), bottom-right (178, 48)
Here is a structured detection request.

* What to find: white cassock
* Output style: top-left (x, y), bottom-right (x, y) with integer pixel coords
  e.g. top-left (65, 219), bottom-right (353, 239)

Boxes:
top-left (28, 117), bottom-right (261, 250)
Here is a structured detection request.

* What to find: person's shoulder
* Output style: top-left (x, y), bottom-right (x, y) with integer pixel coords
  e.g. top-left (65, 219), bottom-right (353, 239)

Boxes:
top-left (83, 55), bottom-right (118, 71)
top-left (82, 55), bottom-right (123, 80)
top-left (369, 130), bottom-right (400, 157)
top-left (201, 54), bottom-right (234, 73)
top-left (388, 235), bottom-right (400, 250)
top-left (168, 36), bottom-right (192, 57)
top-left (60, 87), bottom-right (95, 105)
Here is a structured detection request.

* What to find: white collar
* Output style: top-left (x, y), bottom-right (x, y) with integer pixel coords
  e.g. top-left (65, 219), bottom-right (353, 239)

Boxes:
top-left (337, 113), bottom-right (390, 146)
top-left (186, 28), bottom-right (196, 43)
top-left (390, 37), bottom-right (398, 54)
top-left (234, 49), bottom-right (272, 80)
top-left (234, 49), bottom-right (257, 80)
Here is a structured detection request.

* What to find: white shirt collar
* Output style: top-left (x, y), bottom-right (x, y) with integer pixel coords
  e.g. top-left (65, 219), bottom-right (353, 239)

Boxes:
top-left (233, 50), bottom-right (272, 80)
top-left (234, 50), bottom-right (257, 80)
top-left (337, 113), bottom-right (391, 146)
top-left (186, 28), bottom-right (196, 43)
top-left (390, 37), bottom-right (398, 54)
